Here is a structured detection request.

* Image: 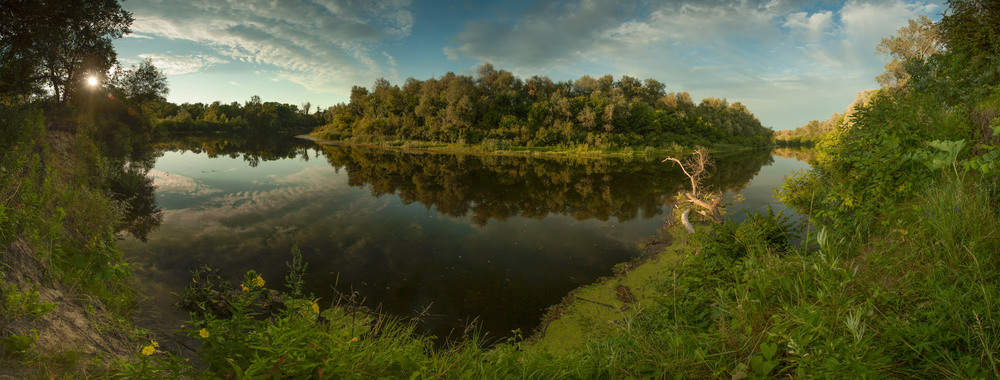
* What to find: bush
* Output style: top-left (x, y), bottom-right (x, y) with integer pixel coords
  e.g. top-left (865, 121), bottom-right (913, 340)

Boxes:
top-left (791, 90), bottom-right (972, 233)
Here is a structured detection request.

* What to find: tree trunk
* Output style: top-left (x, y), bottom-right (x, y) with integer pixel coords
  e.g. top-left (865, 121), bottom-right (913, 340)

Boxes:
top-left (681, 209), bottom-right (695, 234)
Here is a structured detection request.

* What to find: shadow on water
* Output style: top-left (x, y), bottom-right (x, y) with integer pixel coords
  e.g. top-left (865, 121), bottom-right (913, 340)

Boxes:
top-left (120, 136), bottom-right (798, 341)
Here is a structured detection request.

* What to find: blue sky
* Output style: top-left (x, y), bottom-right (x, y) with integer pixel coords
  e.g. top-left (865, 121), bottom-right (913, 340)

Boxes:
top-left (114, 0), bottom-right (945, 130)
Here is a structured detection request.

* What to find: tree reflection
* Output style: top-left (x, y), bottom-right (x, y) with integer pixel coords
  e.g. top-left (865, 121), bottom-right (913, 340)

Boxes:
top-left (315, 145), bottom-right (774, 226)
top-left (109, 165), bottom-right (162, 241)
top-left (155, 134), bottom-right (315, 167)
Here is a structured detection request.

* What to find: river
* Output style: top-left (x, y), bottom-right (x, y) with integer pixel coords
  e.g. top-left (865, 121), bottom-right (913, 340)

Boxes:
top-left (119, 135), bottom-right (810, 340)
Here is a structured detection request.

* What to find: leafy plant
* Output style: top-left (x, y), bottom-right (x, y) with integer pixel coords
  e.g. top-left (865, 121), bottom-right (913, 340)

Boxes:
top-left (749, 342), bottom-right (780, 377)
top-left (284, 239), bottom-right (308, 297)
top-left (0, 330), bottom-right (38, 358)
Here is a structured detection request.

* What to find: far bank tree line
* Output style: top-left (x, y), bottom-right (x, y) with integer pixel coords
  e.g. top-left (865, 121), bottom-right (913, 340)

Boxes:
top-left (148, 95), bottom-right (321, 135)
top-left (313, 64), bottom-right (774, 150)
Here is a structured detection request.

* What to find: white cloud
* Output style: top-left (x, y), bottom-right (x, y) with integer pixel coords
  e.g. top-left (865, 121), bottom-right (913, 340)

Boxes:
top-left (442, 46), bottom-right (459, 61)
top-left (124, 33), bottom-right (154, 39)
top-left (125, 0), bottom-right (414, 94)
top-left (784, 11), bottom-right (834, 43)
top-left (138, 53), bottom-right (228, 75)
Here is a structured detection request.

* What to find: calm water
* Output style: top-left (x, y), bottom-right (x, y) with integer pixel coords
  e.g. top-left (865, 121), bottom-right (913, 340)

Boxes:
top-left (121, 136), bottom-right (809, 339)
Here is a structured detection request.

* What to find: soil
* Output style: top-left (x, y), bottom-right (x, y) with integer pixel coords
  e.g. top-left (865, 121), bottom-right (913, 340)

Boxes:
top-left (1, 238), bottom-right (137, 375)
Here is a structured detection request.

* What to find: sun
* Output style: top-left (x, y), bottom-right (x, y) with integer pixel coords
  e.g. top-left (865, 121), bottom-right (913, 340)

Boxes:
top-left (87, 77), bottom-right (98, 87)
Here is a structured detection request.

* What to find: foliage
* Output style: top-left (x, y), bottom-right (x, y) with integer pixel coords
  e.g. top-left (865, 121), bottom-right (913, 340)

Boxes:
top-left (775, 112), bottom-right (843, 148)
top-left (696, 207), bottom-right (796, 264)
top-left (311, 64), bottom-right (774, 150)
top-left (153, 95), bottom-right (323, 135)
top-left (0, 276), bottom-right (58, 335)
top-left (779, 6), bottom-right (1000, 236)
top-left (284, 240), bottom-right (308, 297)
top-left (0, 103), bottom-right (140, 309)
top-left (875, 15), bottom-right (943, 88)
top-left (0, 100), bottom-right (155, 380)
top-left (939, 0), bottom-right (1000, 59)
top-left (110, 58), bottom-right (169, 104)
top-left (756, 9), bottom-right (1000, 376)
top-left (573, 173), bottom-right (1000, 378)
top-left (0, 0), bottom-right (133, 103)
top-left (783, 89), bottom-right (971, 233)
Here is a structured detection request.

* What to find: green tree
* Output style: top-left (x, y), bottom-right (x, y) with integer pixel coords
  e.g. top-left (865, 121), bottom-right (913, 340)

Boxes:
top-left (876, 16), bottom-right (943, 88)
top-left (0, 0), bottom-right (133, 102)
top-left (939, 0), bottom-right (1000, 58)
top-left (112, 58), bottom-right (169, 104)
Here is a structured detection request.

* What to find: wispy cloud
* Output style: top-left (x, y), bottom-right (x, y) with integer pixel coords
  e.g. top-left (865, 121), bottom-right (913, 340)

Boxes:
top-left (124, 33), bottom-right (154, 39)
top-left (125, 0), bottom-right (413, 94)
top-left (448, 0), bottom-right (631, 68)
top-left (137, 53), bottom-right (228, 75)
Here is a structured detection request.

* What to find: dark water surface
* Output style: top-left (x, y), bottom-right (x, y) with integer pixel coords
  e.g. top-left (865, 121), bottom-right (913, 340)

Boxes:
top-left (121, 136), bottom-right (809, 340)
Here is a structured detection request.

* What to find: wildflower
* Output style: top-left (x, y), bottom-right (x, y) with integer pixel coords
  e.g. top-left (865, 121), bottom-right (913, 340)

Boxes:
top-left (311, 302), bottom-right (320, 314)
top-left (141, 345), bottom-right (155, 356)
top-left (151, 340), bottom-right (159, 348)
top-left (241, 283), bottom-right (249, 292)
top-left (254, 275), bottom-right (265, 288)
top-left (199, 328), bottom-right (210, 339)
top-left (349, 337), bottom-right (358, 343)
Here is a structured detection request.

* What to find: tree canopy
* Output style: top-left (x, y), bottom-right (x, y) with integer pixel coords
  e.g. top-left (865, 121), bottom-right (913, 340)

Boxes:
top-left (875, 15), bottom-right (943, 88)
top-left (312, 66), bottom-right (774, 150)
top-left (150, 97), bottom-right (323, 135)
top-left (112, 58), bottom-right (169, 104)
top-left (0, 0), bottom-right (132, 102)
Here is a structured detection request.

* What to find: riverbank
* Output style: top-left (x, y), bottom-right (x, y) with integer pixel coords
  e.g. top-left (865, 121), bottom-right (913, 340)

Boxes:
top-left (0, 122), bottom-right (145, 377)
top-left (300, 133), bottom-right (761, 159)
top-left (527, 225), bottom-right (691, 353)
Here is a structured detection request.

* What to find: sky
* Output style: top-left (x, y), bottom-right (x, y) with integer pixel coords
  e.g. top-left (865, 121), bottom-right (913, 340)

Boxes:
top-left (113, 0), bottom-right (946, 131)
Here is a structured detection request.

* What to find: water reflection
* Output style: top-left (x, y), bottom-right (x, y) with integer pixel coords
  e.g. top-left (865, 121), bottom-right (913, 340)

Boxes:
top-left (319, 145), bottom-right (774, 226)
top-left (121, 137), bottom-right (802, 339)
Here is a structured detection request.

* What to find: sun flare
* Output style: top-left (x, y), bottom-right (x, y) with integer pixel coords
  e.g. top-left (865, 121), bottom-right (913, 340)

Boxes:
top-left (87, 77), bottom-right (98, 87)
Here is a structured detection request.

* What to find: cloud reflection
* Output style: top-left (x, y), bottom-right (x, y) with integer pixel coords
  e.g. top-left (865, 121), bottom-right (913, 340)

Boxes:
top-left (148, 169), bottom-right (222, 196)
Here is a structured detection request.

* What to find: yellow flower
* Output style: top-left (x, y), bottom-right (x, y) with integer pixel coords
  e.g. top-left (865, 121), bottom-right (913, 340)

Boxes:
top-left (311, 302), bottom-right (319, 314)
top-left (150, 340), bottom-right (159, 348)
top-left (141, 345), bottom-right (155, 356)
top-left (254, 275), bottom-right (265, 288)
top-left (349, 337), bottom-right (358, 343)
top-left (241, 284), bottom-right (249, 292)
top-left (199, 328), bottom-right (210, 339)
